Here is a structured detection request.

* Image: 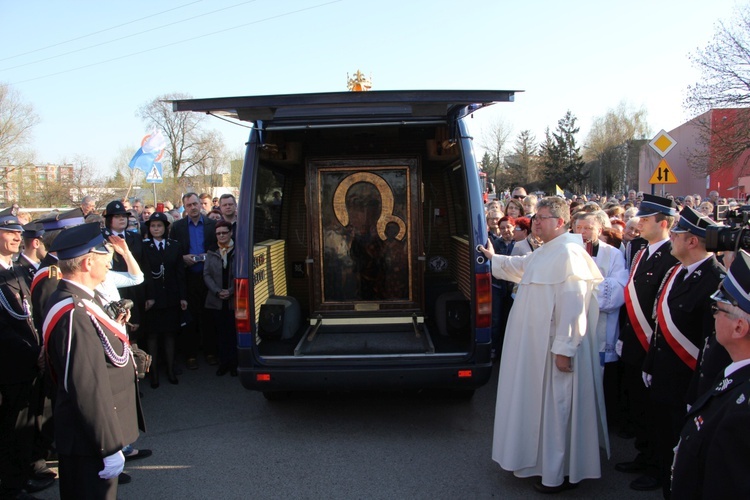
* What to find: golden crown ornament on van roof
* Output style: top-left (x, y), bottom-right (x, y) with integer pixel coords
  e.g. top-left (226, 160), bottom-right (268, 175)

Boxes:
top-left (347, 70), bottom-right (372, 91)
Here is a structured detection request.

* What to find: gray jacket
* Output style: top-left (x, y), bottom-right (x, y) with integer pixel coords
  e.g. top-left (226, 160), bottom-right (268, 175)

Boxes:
top-left (203, 246), bottom-right (235, 310)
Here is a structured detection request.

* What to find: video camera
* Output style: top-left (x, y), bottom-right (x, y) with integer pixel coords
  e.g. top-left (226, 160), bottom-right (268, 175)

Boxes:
top-left (705, 205), bottom-right (750, 252)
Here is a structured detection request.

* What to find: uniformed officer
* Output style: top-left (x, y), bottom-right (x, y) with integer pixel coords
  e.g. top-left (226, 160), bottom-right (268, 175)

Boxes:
top-left (17, 223), bottom-right (46, 284)
top-left (44, 222), bottom-right (144, 500)
top-left (0, 215), bottom-right (54, 498)
top-left (30, 208), bottom-right (86, 335)
top-left (642, 206), bottom-right (725, 498)
top-left (615, 194), bottom-right (679, 491)
top-left (671, 249), bottom-right (750, 498)
top-left (103, 200), bottom-right (145, 343)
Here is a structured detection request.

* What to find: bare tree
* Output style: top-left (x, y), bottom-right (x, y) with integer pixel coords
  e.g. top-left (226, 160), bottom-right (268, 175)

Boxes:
top-left (138, 93), bottom-right (225, 181)
top-left (63, 154), bottom-right (105, 204)
top-left (0, 83), bottom-right (39, 174)
top-left (480, 118), bottom-right (512, 189)
top-left (685, 4), bottom-right (750, 176)
top-left (585, 102), bottom-right (650, 194)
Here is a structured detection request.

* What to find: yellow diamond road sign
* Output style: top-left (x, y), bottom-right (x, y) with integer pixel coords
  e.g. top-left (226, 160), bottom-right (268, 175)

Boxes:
top-left (649, 159), bottom-right (678, 184)
top-left (649, 129), bottom-right (677, 157)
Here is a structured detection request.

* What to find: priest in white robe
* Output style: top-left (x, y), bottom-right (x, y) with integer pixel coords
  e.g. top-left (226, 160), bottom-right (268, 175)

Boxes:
top-left (480, 196), bottom-right (609, 493)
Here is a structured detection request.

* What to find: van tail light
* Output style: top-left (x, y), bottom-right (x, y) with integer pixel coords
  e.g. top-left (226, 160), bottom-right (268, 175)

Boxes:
top-left (235, 278), bottom-right (251, 333)
top-left (475, 272), bottom-right (492, 329)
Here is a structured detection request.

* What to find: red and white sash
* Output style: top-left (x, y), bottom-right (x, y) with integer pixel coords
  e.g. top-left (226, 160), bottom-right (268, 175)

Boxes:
top-left (30, 267), bottom-right (50, 295)
top-left (81, 298), bottom-right (129, 345)
top-left (656, 266), bottom-right (699, 370)
top-left (624, 248), bottom-right (653, 352)
top-left (43, 297), bottom-right (75, 348)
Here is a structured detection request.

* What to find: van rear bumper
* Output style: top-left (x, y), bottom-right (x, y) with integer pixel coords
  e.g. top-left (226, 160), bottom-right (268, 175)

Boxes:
top-left (237, 344), bottom-right (493, 392)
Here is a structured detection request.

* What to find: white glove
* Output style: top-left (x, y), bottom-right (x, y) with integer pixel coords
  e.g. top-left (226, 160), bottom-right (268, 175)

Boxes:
top-left (642, 371), bottom-right (652, 388)
top-left (98, 450), bottom-right (125, 479)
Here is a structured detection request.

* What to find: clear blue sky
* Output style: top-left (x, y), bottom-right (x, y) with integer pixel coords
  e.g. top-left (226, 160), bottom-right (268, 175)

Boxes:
top-left (0, 0), bottom-right (739, 175)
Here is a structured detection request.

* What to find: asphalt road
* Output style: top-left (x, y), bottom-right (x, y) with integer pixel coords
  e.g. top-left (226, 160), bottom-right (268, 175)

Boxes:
top-left (35, 362), bottom-right (661, 499)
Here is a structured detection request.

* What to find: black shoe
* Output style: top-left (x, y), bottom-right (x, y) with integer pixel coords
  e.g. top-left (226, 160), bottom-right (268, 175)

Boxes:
top-left (118, 472), bottom-right (131, 484)
top-left (24, 475), bottom-right (55, 493)
top-left (615, 460), bottom-right (646, 473)
top-left (167, 371), bottom-right (179, 384)
top-left (15, 492), bottom-right (42, 500)
top-left (124, 448), bottom-right (152, 461)
top-left (186, 358), bottom-right (199, 370)
top-left (616, 428), bottom-right (635, 439)
top-left (533, 478), bottom-right (578, 494)
top-left (33, 467), bottom-right (57, 480)
top-left (630, 474), bottom-right (661, 491)
top-left (150, 378), bottom-right (159, 389)
top-left (216, 365), bottom-right (229, 376)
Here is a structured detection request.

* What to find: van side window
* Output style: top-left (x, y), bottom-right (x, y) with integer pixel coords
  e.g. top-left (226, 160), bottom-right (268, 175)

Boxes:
top-left (254, 165), bottom-right (286, 242)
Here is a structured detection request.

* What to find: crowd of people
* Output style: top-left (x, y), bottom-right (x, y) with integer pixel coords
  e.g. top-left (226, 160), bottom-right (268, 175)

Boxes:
top-left (480, 186), bottom-right (750, 497)
top-left (0, 192), bottom-right (238, 499)
top-left (2, 183), bottom-right (749, 499)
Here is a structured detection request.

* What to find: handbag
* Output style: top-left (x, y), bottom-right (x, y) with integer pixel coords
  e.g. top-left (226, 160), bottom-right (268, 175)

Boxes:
top-left (131, 343), bottom-right (152, 379)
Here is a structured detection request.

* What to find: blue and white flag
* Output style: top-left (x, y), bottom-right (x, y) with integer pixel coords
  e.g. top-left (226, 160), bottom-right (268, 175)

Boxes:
top-left (129, 130), bottom-right (166, 174)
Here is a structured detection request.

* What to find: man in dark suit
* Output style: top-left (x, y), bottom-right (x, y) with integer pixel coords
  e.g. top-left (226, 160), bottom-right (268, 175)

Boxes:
top-left (671, 250), bottom-right (750, 498)
top-left (44, 222), bottom-right (144, 500)
top-left (642, 207), bottom-right (726, 498)
top-left (0, 215), bottom-right (55, 498)
top-left (103, 200), bottom-right (145, 343)
top-left (615, 194), bottom-right (679, 491)
top-left (169, 193), bottom-right (217, 370)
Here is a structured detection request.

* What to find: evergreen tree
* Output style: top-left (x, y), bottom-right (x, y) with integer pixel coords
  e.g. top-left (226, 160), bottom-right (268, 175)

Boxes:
top-left (542, 111), bottom-right (587, 193)
top-left (507, 130), bottom-right (538, 186)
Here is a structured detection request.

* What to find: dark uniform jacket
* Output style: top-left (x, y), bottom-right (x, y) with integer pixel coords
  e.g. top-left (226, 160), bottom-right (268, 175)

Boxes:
top-left (31, 253), bottom-right (62, 336)
top-left (644, 257), bottom-right (725, 407)
top-left (671, 364), bottom-right (750, 499)
top-left (44, 279), bottom-right (144, 458)
top-left (142, 238), bottom-right (186, 309)
top-left (15, 254), bottom-right (39, 288)
top-left (620, 241), bottom-right (679, 367)
top-left (0, 266), bottom-right (39, 384)
top-left (688, 335), bottom-right (733, 404)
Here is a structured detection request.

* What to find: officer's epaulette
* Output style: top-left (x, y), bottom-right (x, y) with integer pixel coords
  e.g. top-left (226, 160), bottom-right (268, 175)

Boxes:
top-left (49, 265), bottom-right (61, 280)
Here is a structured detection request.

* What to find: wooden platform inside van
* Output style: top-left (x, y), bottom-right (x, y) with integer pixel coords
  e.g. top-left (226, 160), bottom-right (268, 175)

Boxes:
top-left (294, 317), bottom-right (435, 356)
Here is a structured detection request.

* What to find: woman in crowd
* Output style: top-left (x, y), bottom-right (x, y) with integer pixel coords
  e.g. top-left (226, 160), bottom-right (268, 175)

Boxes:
top-left (622, 207), bottom-right (638, 222)
top-left (504, 198), bottom-right (524, 219)
top-left (207, 208), bottom-right (223, 221)
top-left (204, 220), bottom-right (238, 376)
top-left (699, 200), bottom-right (714, 217)
top-left (510, 216), bottom-right (538, 257)
top-left (486, 208), bottom-right (502, 237)
top-left (142, 212), bottom-right (187, 388)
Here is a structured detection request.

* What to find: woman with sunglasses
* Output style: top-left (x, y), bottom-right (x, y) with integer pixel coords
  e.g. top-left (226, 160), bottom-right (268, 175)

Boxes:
top-left (204, 220), bottom-right (237, 376)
